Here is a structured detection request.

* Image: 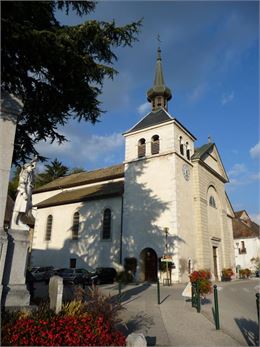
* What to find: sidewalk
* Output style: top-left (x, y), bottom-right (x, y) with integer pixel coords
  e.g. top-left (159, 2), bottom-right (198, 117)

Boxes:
top-left (101, 283), bottom-right (242, 346)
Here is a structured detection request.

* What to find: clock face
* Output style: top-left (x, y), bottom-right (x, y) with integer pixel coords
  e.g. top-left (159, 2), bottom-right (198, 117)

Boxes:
top-left (182, 164), bottom-right (190, 181)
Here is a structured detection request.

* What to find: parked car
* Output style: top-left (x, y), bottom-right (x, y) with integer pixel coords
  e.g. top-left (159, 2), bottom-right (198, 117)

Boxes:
top-left (55, 268), bottom-right (93, 284)
top-left (83, 267), bottom-right (117, 285)
top-left (31, 266), bottom-right (54, 281)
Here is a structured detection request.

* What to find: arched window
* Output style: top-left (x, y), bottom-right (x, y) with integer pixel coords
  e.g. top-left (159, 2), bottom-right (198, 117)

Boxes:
top-left (72, 212), bottom-right (80, 240)
top-left (102, 209), bottom-right (111, 240)
top-left (179, 136), bottom-right (184, 155)
top-left (138, 138), bottom-right (146, 158)
top-left (209, 196), bottom-right (217, 208)
top-left (151, 135), bottom-right (160, 155)
top-left (186, 142), bottom-right (190, 160)
top-left (45, 215), bottom-right (53, 241)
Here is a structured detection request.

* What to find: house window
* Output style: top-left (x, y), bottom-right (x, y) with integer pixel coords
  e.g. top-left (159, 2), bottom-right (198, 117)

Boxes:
top-left (179, 136), bottom-right (184, 155)
top-left (72, 212), bottom-right (80, 240)
top-left (102, 208), bottom-right (111, 240)
top-left (157, 97), bottom-right (162, 107)
top-left (209, 196), bottom-right (216, 208)
top-left (186, 142), bottom-right (190, 160)
top-left (45, 215), bottom-right (53, 241)
top-left (151, 135), bottom-right (160, 155)
top-left (239, 241), bottom-right (247, 254)
top-left (138, 138), bottom-right (146, 158)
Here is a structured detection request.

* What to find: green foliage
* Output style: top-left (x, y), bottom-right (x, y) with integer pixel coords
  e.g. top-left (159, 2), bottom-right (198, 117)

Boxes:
top-left (124, 257), bottom-right (137, 275)
top-left (35, 158), bottom-right (69, 187)
top-left (8, 167), bottom-right (21, 200)
top-left (1, 1), bottom-right (142, 165)
top-left (116, 270), bottom-right (134, 283)
top-left (251, 256), bottom-right (260, 271)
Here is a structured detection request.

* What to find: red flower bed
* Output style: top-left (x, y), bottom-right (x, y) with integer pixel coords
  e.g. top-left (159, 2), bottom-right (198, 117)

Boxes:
top-left (2, 314), bottom-right (126, 346)
top-left (189, 270), bottom-right (212, 296)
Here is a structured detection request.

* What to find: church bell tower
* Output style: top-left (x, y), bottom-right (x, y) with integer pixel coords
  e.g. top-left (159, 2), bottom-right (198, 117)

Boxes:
top-left (146, 47), bottom-right (172, 111)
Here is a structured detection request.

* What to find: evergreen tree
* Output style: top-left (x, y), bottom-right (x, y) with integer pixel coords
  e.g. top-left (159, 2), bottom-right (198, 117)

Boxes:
top-left (35, 158), bottom-right (69, 187)
top-left (1, 1), bottom-right (141, 165)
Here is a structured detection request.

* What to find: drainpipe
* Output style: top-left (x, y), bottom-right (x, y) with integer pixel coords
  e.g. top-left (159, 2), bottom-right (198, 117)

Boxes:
top-left (119, 195), bottom-right (124, 265)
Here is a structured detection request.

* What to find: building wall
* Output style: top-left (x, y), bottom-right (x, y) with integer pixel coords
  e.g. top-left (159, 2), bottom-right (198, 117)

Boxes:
top-left (31, 196), bottom-right (122, 269)
top-left (234, 237), bottom-right (260, 271)
top-left (192, 161), bottom-right (235, 278)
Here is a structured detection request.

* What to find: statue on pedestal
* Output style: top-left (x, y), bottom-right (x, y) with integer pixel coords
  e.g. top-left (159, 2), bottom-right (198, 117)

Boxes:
top-left (11, 157), bottom-right (38, 230)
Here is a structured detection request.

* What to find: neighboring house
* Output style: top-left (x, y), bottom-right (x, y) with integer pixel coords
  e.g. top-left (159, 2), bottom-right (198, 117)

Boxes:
top-left (31, 48), bottom-right (235, 283)
top-left (233, 210), bottom-right (260, 272)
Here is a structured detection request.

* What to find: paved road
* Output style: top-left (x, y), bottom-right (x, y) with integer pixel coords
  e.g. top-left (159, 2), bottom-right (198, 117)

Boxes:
top-left (201, 279), bottom-right (259, 346)
top-left (33, 278), bottom-right (259, 346)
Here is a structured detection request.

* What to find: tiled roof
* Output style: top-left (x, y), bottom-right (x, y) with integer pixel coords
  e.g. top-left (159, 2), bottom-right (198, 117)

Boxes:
top-left (192, 143), bottom-right (214, 160)
top-left (35, 181), bottom-right (124, 209)
top-left (125, 108), bottom-right (173, 134)
top-left (33, 164), bottom-right (124, 193)
top-left (233, 212), bottom-right (260, 239)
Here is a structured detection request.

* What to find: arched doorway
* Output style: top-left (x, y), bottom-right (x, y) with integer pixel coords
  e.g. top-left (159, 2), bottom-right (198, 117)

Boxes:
top-left (140, 248), bottom-right (158, 282)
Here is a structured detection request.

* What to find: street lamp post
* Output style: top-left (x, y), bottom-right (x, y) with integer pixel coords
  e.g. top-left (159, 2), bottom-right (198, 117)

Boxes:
top-left (164, 227), bottom-right (169, 282)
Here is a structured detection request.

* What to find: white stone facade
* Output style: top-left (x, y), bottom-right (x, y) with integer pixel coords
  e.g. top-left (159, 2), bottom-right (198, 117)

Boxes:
top-left (31, 51), bottom-right (236, 282)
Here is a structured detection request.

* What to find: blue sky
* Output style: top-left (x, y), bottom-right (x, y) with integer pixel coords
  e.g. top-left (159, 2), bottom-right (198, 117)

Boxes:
top-left (36, 1), bottom-right (259, 221)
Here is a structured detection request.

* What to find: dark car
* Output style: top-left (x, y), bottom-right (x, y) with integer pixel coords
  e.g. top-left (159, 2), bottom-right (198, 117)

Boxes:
top-left (31, 266), bottom-right (54, 281)
top-left (87, 267), bottom-right (117, 285)
top-left (55, 268), bottom-right (92, 284)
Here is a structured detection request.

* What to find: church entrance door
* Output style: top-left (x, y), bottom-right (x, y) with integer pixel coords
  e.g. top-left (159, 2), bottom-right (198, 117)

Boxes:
top-left (140, 248), bottom-right (157, 282)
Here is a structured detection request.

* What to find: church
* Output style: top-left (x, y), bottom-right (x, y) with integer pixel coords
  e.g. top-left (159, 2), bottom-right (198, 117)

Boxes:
top-left (31, 48), bottom-right (235, 283)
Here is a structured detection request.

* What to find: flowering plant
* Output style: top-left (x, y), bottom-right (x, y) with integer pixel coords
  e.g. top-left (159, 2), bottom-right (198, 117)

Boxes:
top-left (239, 268), bottom-right (251, 279)
top-left (2, 313), bottom-right (126, 346)
top-left (189, 270), bottom-right (212, 296)
top-left (221, 268), bottom-right (234, 281)
top-left (2, 286), bottom-right (126, 346)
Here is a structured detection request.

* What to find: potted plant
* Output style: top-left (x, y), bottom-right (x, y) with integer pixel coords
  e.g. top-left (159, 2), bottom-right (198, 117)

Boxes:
top-left (239, 268), bottom-right (251, 279)
top-left (189, 270), bottom-right (212, 297)
top-left (221, 268), bottom-right (234, 281)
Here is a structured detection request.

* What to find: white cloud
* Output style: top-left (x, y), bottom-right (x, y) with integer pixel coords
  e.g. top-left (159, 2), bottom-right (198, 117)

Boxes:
top-left (36, 132), bottom-right (124, 168)
top-left (227, 163), bottom-right (246, 177)
top-left (250, 142), bottom-right (260, 159)
top-left (221, 91), bottom-right (234, 105)
top-left (189, 83), bottom-right (207, 102)
top-left (137, 102), bottom-right (150, 115)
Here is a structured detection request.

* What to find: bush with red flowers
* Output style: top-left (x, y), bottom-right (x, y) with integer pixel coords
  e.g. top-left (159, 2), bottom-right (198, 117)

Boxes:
top-left (2, 313), bottom-right (126, 346)
top-left (189, 269), bottom-right (212, 296)
top-left (2, 286), bottom-right (126, 346)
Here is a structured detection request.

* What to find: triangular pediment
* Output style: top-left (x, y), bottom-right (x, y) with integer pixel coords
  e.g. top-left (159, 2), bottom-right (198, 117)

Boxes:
top-left (192, 143), bottom-right (229, 182)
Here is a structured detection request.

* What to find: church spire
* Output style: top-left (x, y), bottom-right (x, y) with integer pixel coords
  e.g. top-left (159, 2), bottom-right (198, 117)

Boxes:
top-left (147, 46), bottom-right (172, 111)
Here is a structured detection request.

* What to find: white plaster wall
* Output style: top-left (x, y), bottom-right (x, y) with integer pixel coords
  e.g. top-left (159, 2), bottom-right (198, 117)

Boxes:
top-left (122, 154), bottom-right (177, 279)
top-left (124, 122), bottom-right (175, 162)
top-left (234, 237), bottom-right (260, 270)
top-left (31, 196), bottom-right (122, 269)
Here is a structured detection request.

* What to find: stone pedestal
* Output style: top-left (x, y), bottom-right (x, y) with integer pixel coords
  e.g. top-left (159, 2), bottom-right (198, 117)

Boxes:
top-left (0, 92), bottom-right (23, 305)
top-left (0, 228), bottom-right (8, 301)
top-left (1, 229), bottom-right (30, 307)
